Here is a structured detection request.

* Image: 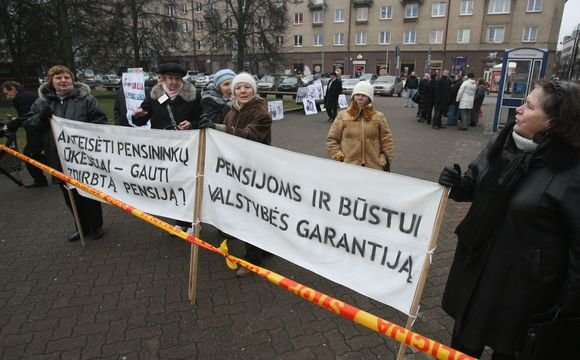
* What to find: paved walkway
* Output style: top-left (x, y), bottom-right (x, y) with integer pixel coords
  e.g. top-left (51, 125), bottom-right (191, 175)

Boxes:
top-left (0, 94), bottom-right (499, 359)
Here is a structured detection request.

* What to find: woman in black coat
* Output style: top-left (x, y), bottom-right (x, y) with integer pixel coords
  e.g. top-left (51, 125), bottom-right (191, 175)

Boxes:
top-left (438, 80), bottom-right (580, 359)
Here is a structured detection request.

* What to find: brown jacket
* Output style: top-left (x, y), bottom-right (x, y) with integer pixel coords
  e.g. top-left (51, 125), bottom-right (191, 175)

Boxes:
top-left (326, 105), bottom-right (394, 170)
top-left (222, 97), bottom-right (272, 145)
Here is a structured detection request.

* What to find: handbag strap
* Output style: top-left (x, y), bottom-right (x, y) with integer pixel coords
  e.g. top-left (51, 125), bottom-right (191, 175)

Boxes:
top-left (166, 103), bottom-right (177, 128)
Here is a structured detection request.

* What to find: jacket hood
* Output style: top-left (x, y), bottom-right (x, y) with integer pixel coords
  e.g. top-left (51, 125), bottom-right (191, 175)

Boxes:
top-left (38, 82), bottom-right (91, 101)
top-left (150, 81), bottom-right (196, 102)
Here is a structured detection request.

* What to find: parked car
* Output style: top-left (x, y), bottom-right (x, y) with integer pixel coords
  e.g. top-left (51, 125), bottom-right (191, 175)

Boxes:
top-left (257, 75), bottom-right (282, 91)
top-left (359, 73), bottom-right (378, 83)
top-left (341, 78), bottom-right (360, 94)
top-left (184, 70), bottom-right (200, 80)
top-left (144, 72), bottom-right (158, 89)
top-left (184, 74), bottom-right (201, 85)
top-left (101, 74), bottom-right (122, 91)
top-left (301, 75), bottom-right (315, 86)
top-left (277, 76), bottom-right (303, 92)
top-left (373, 75), bottom-right (404, 97)
top-left (194, 75), bottom-right (214, 89)
top-left (77, 69), bottom-right (96, 88)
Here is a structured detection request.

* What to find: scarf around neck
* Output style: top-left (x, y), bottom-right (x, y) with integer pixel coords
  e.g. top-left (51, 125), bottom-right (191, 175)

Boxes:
top-left (162, 83), bottom-right (183, 100)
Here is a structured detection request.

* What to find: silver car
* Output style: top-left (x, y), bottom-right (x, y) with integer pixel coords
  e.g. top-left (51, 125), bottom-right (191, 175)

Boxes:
top-left (342, 78), bottom-right (360, 94)
top-left (373, 75), bottom-right (404, 97)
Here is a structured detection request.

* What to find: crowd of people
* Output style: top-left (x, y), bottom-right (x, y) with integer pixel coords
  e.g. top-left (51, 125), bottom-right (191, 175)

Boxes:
top-left (415, 70), bottom-right (487, 130)
top-left (2, 64), bottom-right (580, 358)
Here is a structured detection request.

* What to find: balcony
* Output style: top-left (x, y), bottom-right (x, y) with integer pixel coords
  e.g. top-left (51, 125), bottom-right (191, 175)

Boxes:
top-left (400, 0), bottom-right (423, 4)
top-left (308, 0), bottom-right (325, 10)
top-left (351, 0), bottom-right (373, 7)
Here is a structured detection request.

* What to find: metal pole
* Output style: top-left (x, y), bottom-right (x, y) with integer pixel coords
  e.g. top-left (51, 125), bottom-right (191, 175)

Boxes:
top-left (321, 3), bottom-right (325, 74)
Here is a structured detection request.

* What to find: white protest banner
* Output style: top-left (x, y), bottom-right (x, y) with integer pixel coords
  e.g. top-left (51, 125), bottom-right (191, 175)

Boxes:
top-left (123, 68), bottom-right (149, 128)
top-left (202, 130), bottom-right (444, 315)
top-left (303, 98), bottom-right (318, 115)
top-left (296, 87), bottom-right (308, 104)
top-left (51, 116), bottom-right (198, 222)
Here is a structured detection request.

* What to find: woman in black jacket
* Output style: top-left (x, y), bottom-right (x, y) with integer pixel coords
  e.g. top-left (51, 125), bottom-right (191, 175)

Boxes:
top-left (133, 63), bottom-right (201, 233)
top-left (438, 80), bottom-right (580, 359)
top-left (28, 65), bottom-right (108, 242)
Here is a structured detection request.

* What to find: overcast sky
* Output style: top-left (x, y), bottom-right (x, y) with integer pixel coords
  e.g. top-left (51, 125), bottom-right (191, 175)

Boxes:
top-left (559, 0), bottom-right (580, 45)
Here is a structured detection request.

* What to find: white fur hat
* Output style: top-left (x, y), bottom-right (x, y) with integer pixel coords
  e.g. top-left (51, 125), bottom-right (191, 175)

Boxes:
top-left (231, 72), bottom-right (257, 95)
top-left (351, 81), bottom-right (374, 103)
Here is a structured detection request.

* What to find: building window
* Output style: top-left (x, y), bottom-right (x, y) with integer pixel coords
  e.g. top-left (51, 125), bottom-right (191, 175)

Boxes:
top-left (432, 2), bottom-right (446, 17)
top-left (181, 22), bottom-right (188, 32)
top-left (355, 32), bottom-right (367, 45)
top-left (166, 4), bottom-right (176, 17)
top-left (196, 21), bottom-right (204, 32)
top-left (460, 0), bottom-right (474, 15)
top-left (274, 0), bottom-right (283, 7)
top-left (226, 17), bottom-right (233, 29)
top-left (294, 13), bottom-right (303, 25)
top-left (276, 36), bottom-right (284, 47)
top-left (181, 3), bottom-right (187, 14)
top-left (457, 29), bottom-right (471, 43)
top-left (154, 6), bottom-right (160, 14)
top-left (195, 2), bottom-right (202, 13)
top-left (356, 7), bottom-right (368, 22)
top-left (294, 35), bottom-right (303, 47)
top-left (258, 16), bottom-right (266, 27)
top-left (182, 41), bottom-right (189, 50)
top-left (313, 33), bottom-right (323, 46)
top-left (527, 0), bottom-right (542, 12)
top-left (380, 5), bottom-right (392, 20)
top-left (335, 9), bottom-right (345, 22)
top-left (196, 40), bottom-right (203, 50)
top-left (523, 26), bottom-right (538, 42)
top-left (430, 30), bottom-right (444, 44)
top-left (405, 4), bottom-right (418, 19)
top-left (487, 26), bottom-right (505, 43)
top-left (488, 0), bottom-right (511, 14)
top-left (313, 10), bottom-right (323, 24)
top-left (379, 31), bottom-right (391, 45)
top-left (404, 30), bottom-right (416, 44)
top-left (334, 32), bottom-right (344, 46)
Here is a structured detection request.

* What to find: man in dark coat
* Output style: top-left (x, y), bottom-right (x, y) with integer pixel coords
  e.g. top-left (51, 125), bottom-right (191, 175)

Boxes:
top-left (471, 79), bottom-right (486, 126)
top-left (1, 80), bottom-right (47, 187)
top-left (447, 74), bottom-right (463, 126)
top-left (432, 69), bottom-right (451, 129)
top-left (324, 71), bottom-right (342, 122)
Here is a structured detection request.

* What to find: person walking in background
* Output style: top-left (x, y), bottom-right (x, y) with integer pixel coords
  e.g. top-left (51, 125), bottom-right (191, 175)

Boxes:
top-left (1, 80), bottom-right (48, 188)
top-left (27, 65), bottom-right (108, 242)
top-left (417, 73), bottom-right (431, 122)
top-left (447, 74), bottom-right (463, 127)
top-left (113, 67), bottom-right (131, 127)
top-left (437, 80), bottom-right (580, 360)
top-left (324, 71), bottom-right (342, 122)
top-left (326, 81), bottom-right (394, 171)
top-left (133, 62), bottom-right (201, 234)
top-left (403, 71), bottom-right (419, 109)
top-left (432, 70), bottom-right (451, 130)
top-left (456, 72), bottom-right (477, 131)
top-left (199, 73), bottom-right (273, 277)
top-left (471, 79), bottom-right (487, 127)
top-left (201, 68), bottom-right (235, 124)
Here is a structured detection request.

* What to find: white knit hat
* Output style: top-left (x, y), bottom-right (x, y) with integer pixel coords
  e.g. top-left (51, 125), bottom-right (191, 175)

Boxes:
top-left (231, 72), bottom-right (257, 95)
top-left (351, 81), bottom-right (374, 104)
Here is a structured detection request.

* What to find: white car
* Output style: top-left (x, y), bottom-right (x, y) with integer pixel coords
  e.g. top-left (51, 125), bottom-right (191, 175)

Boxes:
top-left (341, 78), bottom-right (360, 94)
top-left (194, 75), bottom-right (214, 89)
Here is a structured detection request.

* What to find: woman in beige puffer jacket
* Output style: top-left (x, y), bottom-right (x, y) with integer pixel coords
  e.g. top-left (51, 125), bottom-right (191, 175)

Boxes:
top-left (326, 81), bottom-right (394, 171)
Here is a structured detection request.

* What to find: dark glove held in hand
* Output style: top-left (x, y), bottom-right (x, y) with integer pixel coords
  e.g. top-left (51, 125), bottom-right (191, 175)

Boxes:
top-left (6, 120), bottom-right (20, 132)
top-left (439, 164), bottom-right (462, 188)
top-left (39, 107), bottom-right (53, 125)
top-left (198, 114), bottom-right (215, 129)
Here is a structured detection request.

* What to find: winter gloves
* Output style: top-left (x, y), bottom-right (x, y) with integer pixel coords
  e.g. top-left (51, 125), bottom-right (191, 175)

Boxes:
top-left (439, 164), bottom-right (462, 189)
top-left (39, 107), bottom-right (53, 126)
top-left (198, 114), bottom-right (215, 129)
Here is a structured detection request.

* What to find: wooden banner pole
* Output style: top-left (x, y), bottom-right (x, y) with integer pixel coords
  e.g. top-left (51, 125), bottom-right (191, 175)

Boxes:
top-left (189, 129), bottom-right (207, 303)
top-left (396, 190), bottom-right (449, 359)
top-left (66, 187), bottom-right (87, 248)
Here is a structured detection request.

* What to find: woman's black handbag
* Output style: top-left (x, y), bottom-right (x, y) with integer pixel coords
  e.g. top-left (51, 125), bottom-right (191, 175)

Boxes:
top-left (412, 92), bottom-right (421, 104)
top-left (519, 306), bottom-right (580, 360)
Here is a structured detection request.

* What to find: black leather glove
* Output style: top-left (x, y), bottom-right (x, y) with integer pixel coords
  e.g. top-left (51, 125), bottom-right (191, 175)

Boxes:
top-left (438, 164), bottom-right (462, 189)
top-left (6, 119), bottom-right (20, 132)
top-left (198, 114), bottom-right (215, 129)
top-left (39, 107), bottom-right (53, 125)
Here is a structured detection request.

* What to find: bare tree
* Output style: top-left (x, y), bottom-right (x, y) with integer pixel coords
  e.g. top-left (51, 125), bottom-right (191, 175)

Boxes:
top-left (203, 0), bottom-right (287, 73)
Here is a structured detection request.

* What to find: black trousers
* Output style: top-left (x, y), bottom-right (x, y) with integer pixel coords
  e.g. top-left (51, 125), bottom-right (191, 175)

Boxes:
top-left (23, 130), bottom-right (48, 184)
top-left (326, 98), bottom-right (338, 120)
top-left (60, 185), bottom-right (103, 233)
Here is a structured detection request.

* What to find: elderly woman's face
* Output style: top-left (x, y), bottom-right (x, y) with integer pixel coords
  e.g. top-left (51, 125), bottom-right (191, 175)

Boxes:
top-left (234, 82), bottom-right (254, 106)
top-left (515, 87), bottom-right (551, 140)
top-left (219, 79), bottom-right (232, 98)
top-left (162, 74), bottom-right (183, 91)
top-left (52, 72), bottom-right (74, 94)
